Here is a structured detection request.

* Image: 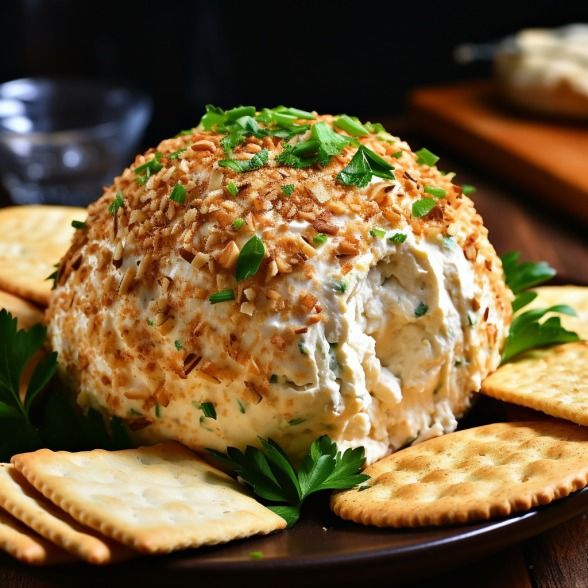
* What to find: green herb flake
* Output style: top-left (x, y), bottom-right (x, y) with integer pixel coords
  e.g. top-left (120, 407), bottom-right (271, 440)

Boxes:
top-left (423, 185), bottom-right (446, 199)
top-left (313, 233), bottom-right (328, 246)
top-left (146, 318), bottom-right (154, 327)
top-left (71, 220), bottom-right (86, 230)
top-left (269, 374), bottom-right (279, 384)
top-left (274, 106), bottom-right (315, 120)
top-left (195, 401), bottom-right (217, 419)
top-left (337, 145), bottom-right (394, 188)
top-left (334, 115), bottom-right (369, 137)
top-left (333, 281), bottom-right (348, 294)
top-left (461, 184), bottom-right (477, 195)
top-left (168, 147), bottom-right (187, 160)
top-left (237, 399), bottom-right (247, 414)
top-left (415, 302), bottom-right (429, 317)
top-left (226, 181), bottom-right (239, 197)
top-left (169, 183), bottom-right (186, 204)
top-left (174, 340), bottom-right (183, 351)
top-left (288, 418), bottom-right (306, 426)
top-left (249, 551), bottom-right (264, 560)
top-left (389, 232), bottom-right (407, 244)
top-left (108, 192), bottom-right (125, 215)
top-left (232, 218), bottom-right (245, 231)
top-left (369, 227), bottom-right (386, 239)
top-left (415, 147), bottom-right (440, 167)
top-left (411, 198), bottom-right (437, 218)
top-left (392, 151), bottom-right (403, 158)
top-left (298, 341), bottom-right (309, 355)
top-left (209, 289), bottom-right (235, 304)
top-left (134, 152), bottom-right (163, 185)
top-left (155, 403), bottom-right (162, 418)
top-left (236, 235), bottom-right (265, 281)
top-left (219, 148), bottom-right (269, 173)
top-left (46, 263), bottom-right (60, 289)
top-left (282, 184), bottom-right (295, 197)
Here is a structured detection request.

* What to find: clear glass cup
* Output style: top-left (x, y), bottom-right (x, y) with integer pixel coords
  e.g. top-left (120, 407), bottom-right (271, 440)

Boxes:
top-left (0, 78), bottom-right (152, 205)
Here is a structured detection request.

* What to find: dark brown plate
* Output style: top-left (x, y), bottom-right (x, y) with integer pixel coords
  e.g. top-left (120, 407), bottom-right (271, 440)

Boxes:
top-left (5, 396), bottom-right (588, 588)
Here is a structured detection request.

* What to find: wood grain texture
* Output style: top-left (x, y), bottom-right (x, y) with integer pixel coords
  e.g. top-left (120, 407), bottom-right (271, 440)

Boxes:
top-left (409, 80), bottom-right (588, 224)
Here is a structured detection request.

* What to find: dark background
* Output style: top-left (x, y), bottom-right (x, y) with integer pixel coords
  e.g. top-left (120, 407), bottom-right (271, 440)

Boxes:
top-left (1, 0), bottom-right (586, 144)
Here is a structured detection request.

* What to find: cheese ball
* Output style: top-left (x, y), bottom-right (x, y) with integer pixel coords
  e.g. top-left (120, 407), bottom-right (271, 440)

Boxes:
top-left (48, 109), bottom-right (512, 463)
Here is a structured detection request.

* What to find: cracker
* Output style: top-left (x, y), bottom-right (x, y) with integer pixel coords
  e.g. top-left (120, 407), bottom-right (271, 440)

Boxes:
top-left (0, 464), bottom-right (134, 564)
top-left (12, 443), bottom-right (286, 554)
top-left (0, 205), bottom-right (85, 305)
top-left (529, 286), bottom-right (588, 341)
top-left (0, 289), bottom-right (44, 329)
top-left (481, 342), bottom-right (588, 426)
top-left (331, 421), bottom-right (588, 527)
top-left (0, 508), bottom-right (73, 565)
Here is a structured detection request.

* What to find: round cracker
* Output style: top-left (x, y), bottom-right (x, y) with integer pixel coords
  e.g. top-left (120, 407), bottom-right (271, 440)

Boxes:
top-left (331, 420), bottom-right (588, 527)
top-left (0, 206), bottom-right (86, 306)
top-left (0, 290), bottom-right (44, 329)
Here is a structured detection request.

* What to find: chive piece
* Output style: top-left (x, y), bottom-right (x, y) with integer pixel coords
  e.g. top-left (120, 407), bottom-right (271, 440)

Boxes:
top-left (146, 318), bottom-right (154, 326)
top-left (274, 106), bottom-right (315, 120)
top-left (209, 289), bottom-right (235, 304)
top-left (333, 281), bottom-right (348, 294)
top-left (219, 148), bottom-right (269, 173)
top-left (71, 220), bottom-right (86, 230)
top-left (462, 184), bottom-right (477, 195)
top-left (389, 232), bottom-right (407, 244)
top-left (288, 417), bottom-right (306, 426)
top-left (169, 147), bottom-right (187, 160)
top-left (236, 235), bottom-right (265, 281)
top-left (412, 198), bottom-right (437, 218)
top-left (249, 551), bottom-right (264, 560)
top-left (423, 185), bottom-right (446, 199)
top-left (225, 105), bottom-right (256, 122)
top-left (334, 115), bottom-right (369, 137)
top-left (169, 183), bottom-right (186, 204)
top-left (134, 152), bottom-right (163, 184)
top-left (108, 191), bottom-right (124, 215)
top-left (155, 403), bottom-right (162, 418)
top-left (197, 401), bottom-right (217, 419)
top-left (238, 399), bottom-right (247, 414)
top-left (298, 341), bottom-right (309, 355)
top-left (415, 302), bottom-right (429, 317)
top-left (369, 227), bottom-right (386, 239)
top-left (392, 151), bottom-right (403, 158)
top-left (232, 218), bottom-right (245, 231)
top-left (282, 184), bottom-right (295, 197)
top-left (415, 148), bottom-right (439, 167)
top-left (226, 181), bottom-right (239, 197)
top-left (313, 233), bottom-right (328, 246)
top-left (174, 340), bottom-right (183, 350)
top-left (365, 121), bottom-right (386, 134)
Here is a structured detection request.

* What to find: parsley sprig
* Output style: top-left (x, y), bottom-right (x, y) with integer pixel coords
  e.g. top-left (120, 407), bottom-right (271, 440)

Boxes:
top-left (500, 252), bottom-right (579, 363)
top-left (209, 436), bottom-right (369, 527)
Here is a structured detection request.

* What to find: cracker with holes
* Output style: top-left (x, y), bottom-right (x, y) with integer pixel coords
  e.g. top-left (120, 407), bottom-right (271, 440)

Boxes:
top-left (0, 508), bottom-right (73, 565)
top-left (481, 342), bottom-right (588, 426)
top-left (12, 442), bottom-right (286, 553)
top-left (331, 421), bottom-right (588, 527)
top-left (0, 206), bottom-right (86, 305)
top-left (0, 289), bottom-right (44, 329)
top-left (0, 464), bottom-right (134, 564)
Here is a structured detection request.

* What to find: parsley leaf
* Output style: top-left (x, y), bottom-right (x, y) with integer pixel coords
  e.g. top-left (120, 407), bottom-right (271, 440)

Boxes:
top-left (281, 184), bottom-right (295, 197)
top-left (236, 235), bottom-right (265, 281)
top-left (501, 251), bottom-right (556, 295)
top-left (336, 145), bottom-right (394, 188)
top-left (169, 183), bottom-right (186, 204)
top-left (219, 149), bottom-right (269, 173)
top-left (208, 436), bottom-right (369, 527)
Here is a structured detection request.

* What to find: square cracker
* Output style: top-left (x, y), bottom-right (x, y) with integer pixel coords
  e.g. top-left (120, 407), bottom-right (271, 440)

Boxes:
top-left (481, 342), bottom-right (588, 426)
top-left (0, 508), bottom-right (73, 565)
top-left (12, 443), bottom-right (286, 554)
top-left (0, 464), bottom-right (134, 564)
top-left (0, 205), bottom-right (85, 306)
top-left (331, 420), bottom-right (588, 527)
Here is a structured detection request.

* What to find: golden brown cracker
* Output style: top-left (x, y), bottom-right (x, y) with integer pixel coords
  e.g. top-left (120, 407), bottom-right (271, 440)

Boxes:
top-left (12, 443), bottom-right (286, 554)
top-left (0, 289), bottom-right (44, 329)
top-left (0, 205), bottom-right (85, 305)
top-left (331, 421), bottom-right (588, 527)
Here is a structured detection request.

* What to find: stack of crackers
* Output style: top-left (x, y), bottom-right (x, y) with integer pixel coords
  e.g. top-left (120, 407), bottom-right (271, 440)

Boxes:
top-left (1, 205), bottom-right (588, 564)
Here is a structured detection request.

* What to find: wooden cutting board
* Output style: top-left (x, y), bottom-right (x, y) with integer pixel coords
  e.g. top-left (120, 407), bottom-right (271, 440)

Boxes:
top-left (409, 80), bottom-right (588, 224)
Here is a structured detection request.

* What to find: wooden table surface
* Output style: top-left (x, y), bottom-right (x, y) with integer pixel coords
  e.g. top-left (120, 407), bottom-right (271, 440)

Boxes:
top-left (0, 125), bottom-right (587, 587)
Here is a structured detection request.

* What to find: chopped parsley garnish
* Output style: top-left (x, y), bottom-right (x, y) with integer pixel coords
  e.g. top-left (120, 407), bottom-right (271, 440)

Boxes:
top-left (392, 151), bottom-right (403, 158)
top-left (369, 227), bottom-right (386, 239)
top-left (219, 148), bottom-right (269, 173)
top-left (146, 318), bottom-right (154, 326)
top-left (288, 418), bottom-right (306, 426)
top-left (169, 183), bottom-right (186, 204)
top-left (334, 115), bottom-right (368, 137)
top-left (226, 181), bottom-right (239, 197)
top-left (196, 401), bottom-right (217, 419)
top-left (174, 340), bottom-right (183, 350)
top-left (461, 184), bottom-right (477, 196)
top-left (46, 263), bottom-right (60, 289)
top-left (411, 198), bottom-right (437, 218)
top-left (108, 191), bottom-right (125, 215)
top-left (415, 147), bottom-right (440, 167)
top-left (168, 147), bottom-right (187, 160)
top-left (71, 220), bottom-right (86, 230)
top-left (423, 185), bottom-right (446, 199)
top-left (415, 302), bottom-right (429, 317)
top-left (298, 341), bottom-right (309, 355)
top-left (208, 435), bottom-right (369, 527)
top-left (238, 400), bottom-right (247, 414)
top-left (337, 145), bottom-right (395, 188)
top-left (209, 289), bottom-right (235, 304)
top-left (155, 403), bottom-right (162, 418)
top-left (389, 232), bottom-right (407, 244)
top-left (134, 152), bottom-right (163, 185)
top-left (333, 281), bottom-right (348, 294)
top-left (282, 184), bottom-right (295, 197)
top-left (249, 551), bottom-right (264, 560)
top-left (236, 235), bottom-right (265, 281)
top-left (500, 252), bottom-right (580, 363)
top-left (313, 233), bottom-right (328, 246)
top-left (232, 218), bottom-right (245, 231)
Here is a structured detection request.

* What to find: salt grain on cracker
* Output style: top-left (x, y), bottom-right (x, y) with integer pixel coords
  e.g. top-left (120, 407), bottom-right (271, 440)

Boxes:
top-left (12, 443), bottom-right (286, 554)
top-left (0, 464), bottom-right (134, 564)
top-left (481, 342), bottom-right (588, 426)
top-left (331, 421), bottom-right (588, 527)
